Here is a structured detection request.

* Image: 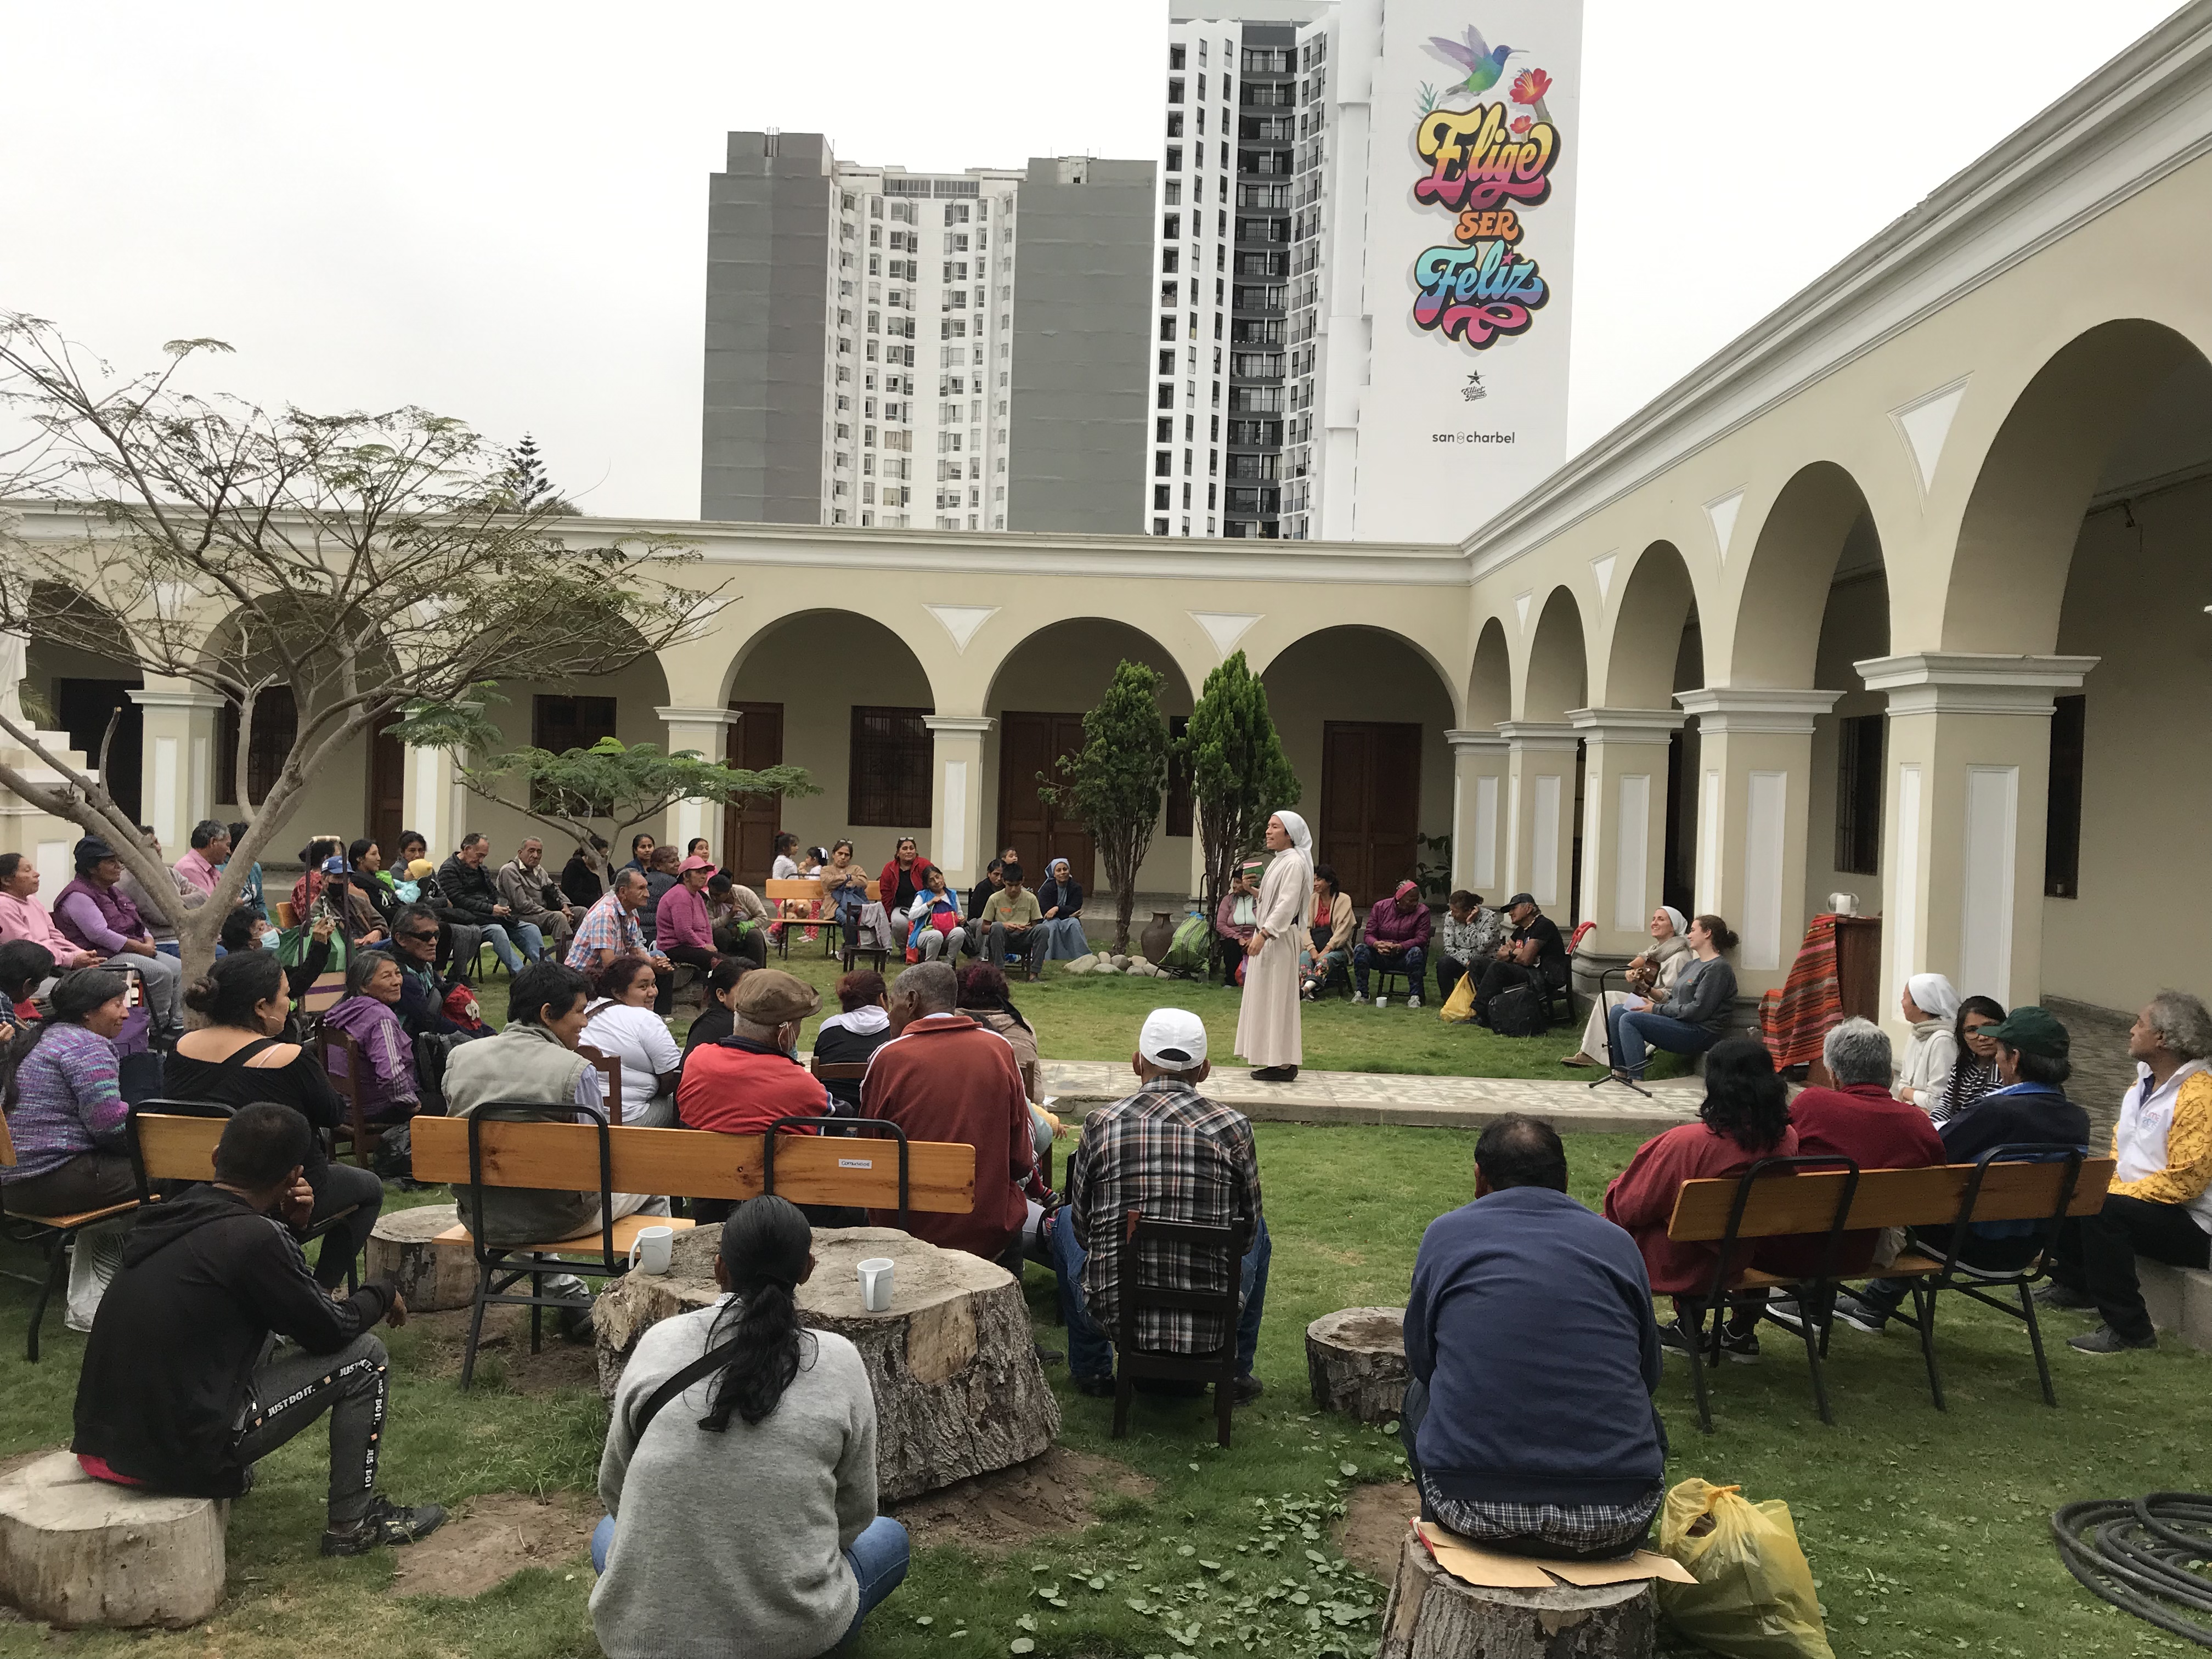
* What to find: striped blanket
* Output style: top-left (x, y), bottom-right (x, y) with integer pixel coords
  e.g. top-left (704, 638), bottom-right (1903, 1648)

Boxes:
top-left (1758, 912), bottom-right (1844, 1070)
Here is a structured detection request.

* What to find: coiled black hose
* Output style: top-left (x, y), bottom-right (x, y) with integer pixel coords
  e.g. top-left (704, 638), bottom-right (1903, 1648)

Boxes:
top-left (2052, 1493), bottom-right (2212, 1646)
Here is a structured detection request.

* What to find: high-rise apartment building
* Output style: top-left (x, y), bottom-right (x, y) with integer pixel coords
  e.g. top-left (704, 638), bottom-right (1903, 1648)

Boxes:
top-left (701, 133), bottom-right (1154, 534)
top-left (1156, 3), bottom-right (1581, 542)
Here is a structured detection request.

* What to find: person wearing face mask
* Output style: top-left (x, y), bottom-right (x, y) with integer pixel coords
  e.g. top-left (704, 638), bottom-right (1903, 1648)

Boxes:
top-left (218, 905), bottom-right (336, 1006)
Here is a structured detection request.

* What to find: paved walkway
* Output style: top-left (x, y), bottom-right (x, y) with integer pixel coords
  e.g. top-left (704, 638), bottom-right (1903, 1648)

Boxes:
top-left (1035, 1059), bottom-right (1702, 1137)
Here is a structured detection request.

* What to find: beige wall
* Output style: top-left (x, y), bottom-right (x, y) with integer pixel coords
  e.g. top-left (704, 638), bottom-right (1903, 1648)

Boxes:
top-left (2044, 473), bottom-right (2212, 1011)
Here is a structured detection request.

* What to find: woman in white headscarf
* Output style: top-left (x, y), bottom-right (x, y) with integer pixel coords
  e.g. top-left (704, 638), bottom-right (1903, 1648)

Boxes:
top-left (1235, 810), bottom-right (1313, 1082)
top-left (1560, 906), bottom-right (1691, 1069)
top-left (1894, 972), bottom-right (1962, 1114)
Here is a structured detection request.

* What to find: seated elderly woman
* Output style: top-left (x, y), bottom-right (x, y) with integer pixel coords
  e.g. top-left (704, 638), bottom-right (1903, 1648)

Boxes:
top-left (323, 951), bottom-right (422, 1124)
top-left (1030, 858), bottom-right (1090, 963)
top-left (0, 967), bottom-right (134, 1216)
top-left (1562, 906), bottom-right (1691, 1069)
top-left (1604, 915), bottom-right (1740, 1083)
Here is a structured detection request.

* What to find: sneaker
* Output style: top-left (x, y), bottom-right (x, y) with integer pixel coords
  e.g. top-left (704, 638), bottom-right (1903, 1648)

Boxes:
top-left (1231, 1374), bottom-right (1265, 1406)
top-left (1073, 1374), bottom-right (1116, 1398)
top-left (2034, 1282), bottom-right (2098, 1311)
top-left (1657, 1318), bottom-right (1696, 1357)
top-left (1301, 982), bottom-right (1317, 1001)
top-left (1830, 1289), bottom-right (1891, 1336)
top-left (321, 1495), bottom-right (449, 1556)
top-left (1407, 996), bottom-right (1422, 1009)
top-left (1348, 994), bottom-right (1367, 1005)
top-left (1034, 1343), bottom-right (1066, 1366)
top-left (1764, 1297), bottom-right (1812, 1335)
top-left (557, 1302), bottom-right (595, 1345)
top-left (1719, 1326), bottom-right (1760, 1364)
top-left (2068, 1324), bottom-right (2156, 1355)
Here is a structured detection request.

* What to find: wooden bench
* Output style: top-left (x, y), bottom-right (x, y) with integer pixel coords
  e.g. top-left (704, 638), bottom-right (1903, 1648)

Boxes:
top-left (408, 1110), bottom-right (978, 1386)
top-left (764, 879), bottom-right (827, 962)
top-left (0, 1114), bottom-right (139, 1362)
top-left (1664, 1148), bottom-right (2114, 1431)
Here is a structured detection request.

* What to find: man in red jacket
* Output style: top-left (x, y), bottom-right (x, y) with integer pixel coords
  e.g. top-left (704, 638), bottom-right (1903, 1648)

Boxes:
top-left (1754, 1016), bottom-right (1945, 1344)
top-left (861, 960), bottom-right (1035, 1262)
top-left (677, 969), bottom-right (847, 1224)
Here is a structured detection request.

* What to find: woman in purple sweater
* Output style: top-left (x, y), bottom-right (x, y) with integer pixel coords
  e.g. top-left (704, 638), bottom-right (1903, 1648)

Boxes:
top-left (0, 967), bottom-right (134, 1216)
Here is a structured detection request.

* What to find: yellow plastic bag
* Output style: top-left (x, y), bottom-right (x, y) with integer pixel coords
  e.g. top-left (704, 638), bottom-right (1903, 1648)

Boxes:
top-left (1438, 972), bottom-right (1477, 1024)
top-left (1655, 1479), bottom-right (1835, 1659)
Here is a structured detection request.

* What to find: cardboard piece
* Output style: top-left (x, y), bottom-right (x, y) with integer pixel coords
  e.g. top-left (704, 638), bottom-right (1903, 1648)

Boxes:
top-left (1412, 1520), bottom-right (1699, 1590)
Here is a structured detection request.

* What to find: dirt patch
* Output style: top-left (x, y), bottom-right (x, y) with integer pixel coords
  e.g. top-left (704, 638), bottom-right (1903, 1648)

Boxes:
top-left (889, 1447), bottom-right (1154, 1553)
top-left (392, 1491), bottom-right (599, 1598)
top-left (1335, 1481), bottom-right (1417, 1582)
top-left (403, 1304), bottom-right (601, 1394)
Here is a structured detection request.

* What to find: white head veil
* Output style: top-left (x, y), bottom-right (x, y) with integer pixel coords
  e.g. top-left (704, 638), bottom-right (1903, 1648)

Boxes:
top-left (1272, 810), bottom-right (1312, 856)
top-left (1660, 906), bottom-right (1689, 939)
top-left (1907, 972), bottom-right (1960, 1023)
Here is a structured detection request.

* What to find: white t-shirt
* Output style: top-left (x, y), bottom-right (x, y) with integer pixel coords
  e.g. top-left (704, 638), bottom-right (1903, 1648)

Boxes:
top-left (582, 1001), bottom-right (683, 1119)
top-left (771, 855), bottom-right (799, 881)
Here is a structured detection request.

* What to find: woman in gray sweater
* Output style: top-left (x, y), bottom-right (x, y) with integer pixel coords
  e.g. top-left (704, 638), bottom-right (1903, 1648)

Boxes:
top-left (590, 1197), bottom-right (909, 1659)
top-left (1604, 915), bottom-right (1740, 1082)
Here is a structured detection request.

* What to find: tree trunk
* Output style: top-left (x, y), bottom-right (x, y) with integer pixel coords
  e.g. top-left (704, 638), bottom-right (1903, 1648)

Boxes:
top-left (1378, 1533), bottom-right (1656, 1659)
top-left (364, 1203), bottom-right (478, 1311)
top-left (1306, 1306), bottom-right (1409, 1423)
top-left (0, 1451), bottom-right (227, 1629)
top-left (592, 1224), bottom-right (1060, 1501)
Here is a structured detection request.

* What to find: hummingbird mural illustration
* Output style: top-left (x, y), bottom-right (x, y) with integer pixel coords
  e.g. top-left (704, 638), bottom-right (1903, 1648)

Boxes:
top-left (1426, 24), bottom-right (1517, 102)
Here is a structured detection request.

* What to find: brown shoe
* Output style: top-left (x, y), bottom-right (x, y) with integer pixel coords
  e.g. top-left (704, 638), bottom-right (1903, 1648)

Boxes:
top-left (1560, 1052), bottom-right (1598, 1068)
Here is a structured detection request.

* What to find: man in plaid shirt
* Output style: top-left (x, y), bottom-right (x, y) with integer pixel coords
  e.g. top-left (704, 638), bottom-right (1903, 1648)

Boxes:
top-left (564, 870), bottom-right (674, 1010)
top-left (1048, 1008), bottom-right (1270, 1402)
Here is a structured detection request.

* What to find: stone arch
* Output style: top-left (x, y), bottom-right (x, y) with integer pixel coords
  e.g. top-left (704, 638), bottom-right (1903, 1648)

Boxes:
top-left (1261, 624), bottom-right (1462, 907)
top-left (1517, 586), bottom-right (1588, 722)
top-left (1944, 318), bottom-right (2212, 653)
top-left (1598, 541), bottom-right (1699, 710)
top-left (1725, 461), bottom-right (1883, 689)
top-left (1466, 616), bottom-right (1511, 728)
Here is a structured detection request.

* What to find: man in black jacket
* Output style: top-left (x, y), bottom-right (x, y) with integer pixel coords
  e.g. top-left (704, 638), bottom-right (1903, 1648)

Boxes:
top-left (1499, 893), bottom-right (1568, 990)
top-left (72, 1103), bottom-right (446, 1555)
top-left (438, 833), bottom-right (535, 971)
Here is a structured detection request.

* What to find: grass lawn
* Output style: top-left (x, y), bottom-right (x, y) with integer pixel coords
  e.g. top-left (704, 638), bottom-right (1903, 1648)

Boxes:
top-left (2, 1122), bottom-right (2205, 1658)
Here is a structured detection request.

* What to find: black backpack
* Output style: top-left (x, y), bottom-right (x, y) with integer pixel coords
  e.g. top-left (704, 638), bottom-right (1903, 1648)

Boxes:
top-left (1487, 983), bottom-right (1552, 1038)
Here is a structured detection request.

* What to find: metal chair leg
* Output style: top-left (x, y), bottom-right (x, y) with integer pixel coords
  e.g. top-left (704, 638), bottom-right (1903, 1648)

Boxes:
top-left (529, 1269), bottom-right (544, 1356)
top-left (460, 1261), bottom-right (495, 1390)
top-left (26, 1231), bottom-right (67, 1363)
top-left (1686, 1304), bottom-right (1716, 1434)
top-left (1111, 1370), bottom-right (1133, 1440)
top-left (1911, 1282), bottom-right (1946, 1412)
top-left (2019, 1282), bottom-right (2059, 1408)
top-left (1797, 1304), bottom-right (1835, 1426)
top-left (1216, 1365), bottom-right (1234, 1450)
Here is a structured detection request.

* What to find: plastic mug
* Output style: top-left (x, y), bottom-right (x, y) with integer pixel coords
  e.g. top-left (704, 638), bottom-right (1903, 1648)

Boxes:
top-left (857, 1257), bottom-right (895, 1312)
top-left (629, 1225), bottom-right (676, 1276)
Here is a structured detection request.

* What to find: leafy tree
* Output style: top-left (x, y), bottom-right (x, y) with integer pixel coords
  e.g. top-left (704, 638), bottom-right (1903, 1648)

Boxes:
top-left (0, 315), bottom-right (712, 980)
top-left (1039, 660), bottom-right (1171, 953)
top-left (498, 432), bottom-right (575, 514)
top-left (390, 712), bottom-right (814, 872)
top-left (1182, 650), bottom-right (1299, 977)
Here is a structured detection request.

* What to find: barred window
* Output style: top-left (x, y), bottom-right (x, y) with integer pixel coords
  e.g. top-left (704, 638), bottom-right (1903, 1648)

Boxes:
top-left (849, 707), bottom-right (932, 826)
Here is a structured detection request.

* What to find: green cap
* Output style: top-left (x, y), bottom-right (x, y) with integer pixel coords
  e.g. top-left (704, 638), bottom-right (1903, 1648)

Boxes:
top-left (1980, 1005), bottom-right (2069, 1060)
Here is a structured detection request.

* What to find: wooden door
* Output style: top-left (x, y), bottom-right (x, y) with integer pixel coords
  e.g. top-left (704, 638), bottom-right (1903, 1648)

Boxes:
top-left (368, 718), bottom-right (405, 855)
top-left (1318, 721), bottom-right (1421, 909)
top-left (995, 712), bottom-right (1093, 889)
top-left (725, 703), bottom-right (783, 884)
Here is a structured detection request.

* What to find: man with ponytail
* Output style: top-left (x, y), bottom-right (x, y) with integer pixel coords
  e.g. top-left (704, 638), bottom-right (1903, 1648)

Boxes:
top-left (592, 1196), bottom-right (909, 1658)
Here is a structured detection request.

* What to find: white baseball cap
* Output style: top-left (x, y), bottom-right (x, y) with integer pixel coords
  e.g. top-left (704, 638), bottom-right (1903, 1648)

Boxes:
top-left (1138, 1007), bottom-right (1209, 1068)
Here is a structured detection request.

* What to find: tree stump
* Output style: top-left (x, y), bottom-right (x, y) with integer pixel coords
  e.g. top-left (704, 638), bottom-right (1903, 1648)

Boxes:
top-left (592, 1225), bottom-right (1060, 1501)
top-left (1378, 1533), bottom-right (1655, 1659)
top-left (0, 1451), bottom-right (227, 1629)
top-left (364, 1203), bottom-right (477, 1312)
top-left (1307, 1306), bottom-right (1408, 1422)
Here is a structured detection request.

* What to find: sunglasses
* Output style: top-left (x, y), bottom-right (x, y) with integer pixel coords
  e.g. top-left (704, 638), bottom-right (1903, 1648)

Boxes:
top-left (400, 929), bottom-right (439, 942)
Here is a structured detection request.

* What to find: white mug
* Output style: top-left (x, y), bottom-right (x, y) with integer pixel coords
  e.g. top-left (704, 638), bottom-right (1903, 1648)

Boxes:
top-left (857, 1256), bottom-right (895, 1312)
top-left (1828, 892), bottom-right (1859, 917)
top-left (628, 1225), bottom-right (676, 1276)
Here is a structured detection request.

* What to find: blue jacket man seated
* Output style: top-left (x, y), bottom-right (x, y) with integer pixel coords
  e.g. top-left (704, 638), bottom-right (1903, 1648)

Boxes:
top-left (1401, 1113), bottom-right (1667, 1560)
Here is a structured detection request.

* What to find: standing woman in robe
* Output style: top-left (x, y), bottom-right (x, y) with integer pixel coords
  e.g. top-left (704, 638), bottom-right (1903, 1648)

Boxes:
top-left (1235, 811), bottom-right (1312, 1084)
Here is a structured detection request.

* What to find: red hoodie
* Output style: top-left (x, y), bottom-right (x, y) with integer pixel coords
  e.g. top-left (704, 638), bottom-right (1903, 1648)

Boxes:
top-left (877, 856), bottom-right (935, 915)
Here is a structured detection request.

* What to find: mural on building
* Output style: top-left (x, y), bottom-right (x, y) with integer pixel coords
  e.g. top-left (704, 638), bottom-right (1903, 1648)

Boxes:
top-left (1412, 29), bottom-right (1562, 350)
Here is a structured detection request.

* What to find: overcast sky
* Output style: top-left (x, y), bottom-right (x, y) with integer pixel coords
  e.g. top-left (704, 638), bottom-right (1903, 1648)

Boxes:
top-left (0, 1), bottom-right (2181, 521)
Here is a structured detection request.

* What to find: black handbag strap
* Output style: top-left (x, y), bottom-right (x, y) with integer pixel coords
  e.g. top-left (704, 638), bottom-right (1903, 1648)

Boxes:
top-left (626, 1336), bottom-right (744, 1442)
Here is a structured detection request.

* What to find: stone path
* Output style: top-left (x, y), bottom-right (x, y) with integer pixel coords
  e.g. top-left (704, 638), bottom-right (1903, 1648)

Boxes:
top-left (1035, 1059), bottom-right (1702, 1137)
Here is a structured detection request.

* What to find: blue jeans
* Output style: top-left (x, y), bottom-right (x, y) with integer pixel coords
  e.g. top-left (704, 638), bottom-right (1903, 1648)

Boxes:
top-left (1354, 942), bottom-right (1425, 996)
top-left (591, 1513), bottom-right (909, 1640)
top-left (1050, 1209), bottom-right (1270, 1384)
top-left (1606, 1005), bottom-right (1718, 1076)
top-left (477, 921), bottom-right (533, 973)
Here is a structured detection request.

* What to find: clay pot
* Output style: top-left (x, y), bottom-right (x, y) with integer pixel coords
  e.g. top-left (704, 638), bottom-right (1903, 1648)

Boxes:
top-left (1141, 910), bottom-right (1176, 962)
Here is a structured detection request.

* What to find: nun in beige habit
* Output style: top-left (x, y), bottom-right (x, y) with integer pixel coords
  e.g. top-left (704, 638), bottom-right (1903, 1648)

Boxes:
top-left (1235, 809), bottom-right (1313, 1082)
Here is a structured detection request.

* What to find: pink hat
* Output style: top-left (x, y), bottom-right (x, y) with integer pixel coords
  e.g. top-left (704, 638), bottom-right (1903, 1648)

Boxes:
top-left (679, 856), bottom-right (718, 876)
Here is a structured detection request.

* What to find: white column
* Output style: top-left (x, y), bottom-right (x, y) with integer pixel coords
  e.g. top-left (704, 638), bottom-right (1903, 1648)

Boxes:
top-left (1672, 687), bottom-right (1842, 995)
top-left (401, 743), bottom-right (460, 857)
top-left (657, 704), bottom-right (742, 854)
top-left (923, 715), bottom-right (993, 893)
top-left (1497, 721), bottom-right (1579, 911)
top-left (1568, 708), bottom-right (1684, 956)
top-left (1856, 653), bottom-right (2096, 1030)
top-left (127, 685), bottom-right (225, 852)
top-left (1444, 730), bottom-right (1509, 898)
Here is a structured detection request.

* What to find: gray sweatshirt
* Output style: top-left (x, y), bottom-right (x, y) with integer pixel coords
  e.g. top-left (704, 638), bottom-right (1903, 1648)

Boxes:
top-left (1656, 955), bottom-right (1738, 1034)
top-left (591, 1301), bottom-right (878, 1659)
